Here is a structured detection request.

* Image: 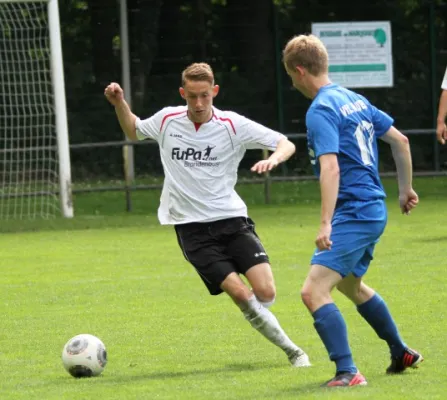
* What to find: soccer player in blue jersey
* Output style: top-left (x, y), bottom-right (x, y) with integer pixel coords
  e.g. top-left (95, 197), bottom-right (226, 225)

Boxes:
top-left (282, 34), bottom-right (423, 387)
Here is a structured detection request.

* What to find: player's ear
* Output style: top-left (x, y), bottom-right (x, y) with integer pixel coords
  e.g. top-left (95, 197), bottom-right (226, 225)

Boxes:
top-left (296, 66), bottom-right (306, 76)
top-left (179, 87), bottom-right (186, 99)
top-left (212, 84), bottom-right (219, 98)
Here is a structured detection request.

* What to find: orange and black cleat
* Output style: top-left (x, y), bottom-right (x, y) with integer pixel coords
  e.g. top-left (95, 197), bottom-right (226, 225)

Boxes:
top-left (322, 371), bottom-right (367, 387)
top-left (386, 348), bottom-right (423, 374)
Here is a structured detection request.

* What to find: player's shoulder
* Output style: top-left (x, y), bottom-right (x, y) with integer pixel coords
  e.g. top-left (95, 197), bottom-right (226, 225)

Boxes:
top-left (212, 107), bottom-right (244, 121)
top-left (154, 106), bottom-right (188, 131)
top-left (306, 95), bottom-right (339, 122)
top-left (212, 107), bottom-right (244, 134)
top-left (157, 105), bottom-right (188, 118)
top-left (308, 85), bottom-right (372, 120)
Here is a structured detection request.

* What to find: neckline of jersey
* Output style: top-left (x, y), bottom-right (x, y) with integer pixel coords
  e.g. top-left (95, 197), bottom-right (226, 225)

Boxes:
top-left (318, 83), bottom-right (337, 92)
top-left (188, 110), bottom-right (215, 132)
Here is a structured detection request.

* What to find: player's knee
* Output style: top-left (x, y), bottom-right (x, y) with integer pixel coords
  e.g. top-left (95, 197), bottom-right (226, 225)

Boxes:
top-left (300, 286), bottom-right (313, 309)
top-left (253, 283), bottom-right (276, 305)
top-left (301, 283), bottom-right (332, 310)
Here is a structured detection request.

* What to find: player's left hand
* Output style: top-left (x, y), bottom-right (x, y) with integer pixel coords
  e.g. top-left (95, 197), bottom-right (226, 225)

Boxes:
top-left (250, 159), bottom-right (279, 174)
top-left (436, 120), bottom-right (447, 145)
top-left (316, 222), bottom-right (332, 251)
top-left (399, 188), bottom-right (419, 215)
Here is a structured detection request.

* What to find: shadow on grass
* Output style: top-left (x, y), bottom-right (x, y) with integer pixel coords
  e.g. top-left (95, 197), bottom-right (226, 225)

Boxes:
top-left (280, 371), bottom-right (392, 395)
top-left (118, 361), bottom-right (287, 381)
top-left (414, 236), bottom-right (447, 243)
top-left (46, 361), bottom-right (288, 387)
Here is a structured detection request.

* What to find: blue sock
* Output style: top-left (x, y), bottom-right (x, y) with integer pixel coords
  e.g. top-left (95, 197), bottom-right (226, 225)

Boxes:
top-left (313, 303), bottom-right (357, 374)
top-left (357, 293), bottom-right (406, 357)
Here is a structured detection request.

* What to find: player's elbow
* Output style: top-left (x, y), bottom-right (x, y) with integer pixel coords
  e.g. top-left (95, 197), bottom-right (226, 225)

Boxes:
top-left (320, 159), bottom-right (340, 177)
top-left (287, 140), bottom-right (296, 154)
top-left (390, 132), bottom-right (410, 152)
top-left (399, 134), bottom-right (409, 146)
top-left (125, 129), bottom-right (138, 141)
top-left (279, 138), bottom-right (296, 157)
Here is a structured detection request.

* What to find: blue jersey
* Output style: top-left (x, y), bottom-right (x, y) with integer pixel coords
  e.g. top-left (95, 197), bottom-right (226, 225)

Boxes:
top-left (306, 83), bottom-right (394, 202)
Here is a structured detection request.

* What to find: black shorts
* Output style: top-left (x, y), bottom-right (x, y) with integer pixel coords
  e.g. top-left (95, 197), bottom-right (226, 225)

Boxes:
top-left (174, 217), bottom-right (269, 295)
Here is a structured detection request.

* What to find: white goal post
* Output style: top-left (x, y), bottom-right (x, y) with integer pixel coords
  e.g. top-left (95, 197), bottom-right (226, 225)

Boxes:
top-left (0, 0), bottom-right (73, 219)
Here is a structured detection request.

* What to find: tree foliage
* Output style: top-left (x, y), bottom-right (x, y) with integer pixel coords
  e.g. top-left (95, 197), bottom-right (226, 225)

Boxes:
top-left (3, 0), bottom-right (444, 177)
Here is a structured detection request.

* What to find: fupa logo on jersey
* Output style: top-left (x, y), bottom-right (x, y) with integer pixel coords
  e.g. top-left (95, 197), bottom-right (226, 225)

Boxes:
top-left (172, 145), bottom-right (216, 161)
top-left (171, 145), bottom-right (220, 167)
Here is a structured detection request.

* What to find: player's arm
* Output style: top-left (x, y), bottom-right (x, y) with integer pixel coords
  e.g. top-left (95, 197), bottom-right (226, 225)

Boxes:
top-left (317, 153), bottom-right (339, 250)
top-left (104, 82), bottom-right (138, 140)
top-left (319, 154), bottom-right (339, 225)
top-left (380, 126), bottom-right (418, 214)
top-left (234, 114), bottom-right (295, 173)
top-left (436, 89), bottom-right (447, 145)
top-left (307, 106), bottom-right (340, 250)
top-left (251, 137), bottom-right (295, 173)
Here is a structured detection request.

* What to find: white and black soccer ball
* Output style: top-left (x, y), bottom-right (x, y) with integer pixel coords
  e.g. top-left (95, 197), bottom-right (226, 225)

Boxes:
top-left (62, 334), bottom-right (107, 378)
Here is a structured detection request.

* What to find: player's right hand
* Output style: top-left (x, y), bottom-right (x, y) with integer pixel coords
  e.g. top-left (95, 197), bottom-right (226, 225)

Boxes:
top-left (436, 121), bottom-right (447, 145)
top-left (104, 82), bottom-right (124, 107)
top-left (315, 222), bottom-right (332, 251)
top-left (399, 188), bottom-right (419, 215)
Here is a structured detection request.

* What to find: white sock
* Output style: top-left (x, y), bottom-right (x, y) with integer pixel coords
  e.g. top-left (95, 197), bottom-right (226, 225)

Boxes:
top-left (256, 295), bottom-right (275, 309)
top-left (242, 295), bottom-right (300, 357)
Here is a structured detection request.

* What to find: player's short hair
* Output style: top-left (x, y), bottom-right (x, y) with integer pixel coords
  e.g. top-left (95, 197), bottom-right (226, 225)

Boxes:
top-left (181, 63), bottom-right (214, 86)
top-left (282, 34), bottom-right (328, 76)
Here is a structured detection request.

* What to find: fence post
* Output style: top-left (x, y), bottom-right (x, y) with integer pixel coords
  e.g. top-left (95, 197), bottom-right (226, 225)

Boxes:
top-left (262, 2), bottom-right (286, 205)
top-left (120, 0), bottom-right (134, 211)
top-left (429, 0), bottom-right (440, 171)
top-left (272, 1), bottom-right (287, 177)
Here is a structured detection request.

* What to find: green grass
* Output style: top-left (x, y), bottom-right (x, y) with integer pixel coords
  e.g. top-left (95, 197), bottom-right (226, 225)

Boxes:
top-left (1, 177), bottom-right (446, 399)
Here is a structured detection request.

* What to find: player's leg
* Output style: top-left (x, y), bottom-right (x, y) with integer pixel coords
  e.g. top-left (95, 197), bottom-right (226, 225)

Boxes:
top-left (301, 264), bottom-right (365, 386)
top-left (303, 207), bottom-right (377, 387)
top-left (337, 257), bottom-right (423, 373)
top-left (175, 220), bottom-right (309, 366)
top-left (245, 260), bottom-right (276, 308)
top-left (242, 263), bottom-right (310, 366)
top-left (223, 217), bottom-right (310, 366)
top-left (224, 217), bottom-right (277, 307)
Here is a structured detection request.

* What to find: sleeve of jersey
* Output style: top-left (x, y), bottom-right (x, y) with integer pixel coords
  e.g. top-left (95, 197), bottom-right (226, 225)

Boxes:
top-left (238, 116), bottom-right (286, 150)
top-left (306, 106), bottom-right (339, 158)
top-left (371, 106), bottom-right (394, 138)
top-left (441, 67), bottom-right (447, 90)
top-left (135, 109), bottom-right (165, 142)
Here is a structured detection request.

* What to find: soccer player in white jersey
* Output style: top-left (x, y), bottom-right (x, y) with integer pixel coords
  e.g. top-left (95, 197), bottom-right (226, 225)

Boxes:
top-left (436, 66), bottom-right (447, 144)
top-left (104, 62), bottom-right (310, 367)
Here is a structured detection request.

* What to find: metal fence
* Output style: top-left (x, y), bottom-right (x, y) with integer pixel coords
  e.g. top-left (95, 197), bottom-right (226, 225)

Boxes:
top-left (69, 127), bottom-right (447, 210)
top-left (66, 1), bottom-right (447, 210)
top-left (3, 1), bottom-right (447, 213)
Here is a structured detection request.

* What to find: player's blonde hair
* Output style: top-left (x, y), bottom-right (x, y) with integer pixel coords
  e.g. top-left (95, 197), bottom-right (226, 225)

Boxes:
top-left (181, 63), bottom-right (215, 86)
top-left (282, 34), bottom-right (328, 76)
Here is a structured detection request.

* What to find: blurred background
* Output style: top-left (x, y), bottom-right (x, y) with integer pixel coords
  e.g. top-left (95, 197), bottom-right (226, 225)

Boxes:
top-left (1, 0), bottom-right (447, 216)
top-left (59, 0), bottom-right (447, 184)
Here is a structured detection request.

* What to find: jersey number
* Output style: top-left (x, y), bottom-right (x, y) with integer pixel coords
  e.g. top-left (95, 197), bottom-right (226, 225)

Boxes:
top-left (354, 121), bottom-right (375, 166)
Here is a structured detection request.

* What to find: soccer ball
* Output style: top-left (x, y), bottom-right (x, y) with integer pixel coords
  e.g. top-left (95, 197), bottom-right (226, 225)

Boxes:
top-left (62, 334), bottom-right (107, 378)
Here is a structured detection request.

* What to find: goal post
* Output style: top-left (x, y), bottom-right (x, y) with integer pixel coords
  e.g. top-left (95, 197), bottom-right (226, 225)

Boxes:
top-left (48, 0), bottom-right (73, 218)
top-left (0, 0), bottom-right (73, 219)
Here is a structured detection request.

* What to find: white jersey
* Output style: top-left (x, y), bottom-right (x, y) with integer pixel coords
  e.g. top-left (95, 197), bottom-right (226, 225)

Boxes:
top-left (135, 106), bottom-right (286, 225)
top-left (442, 67), bottom-right (447, 90)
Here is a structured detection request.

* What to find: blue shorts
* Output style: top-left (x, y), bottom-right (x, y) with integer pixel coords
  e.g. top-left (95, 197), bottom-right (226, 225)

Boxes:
top-left (311, 199), bottom-right (387, 277)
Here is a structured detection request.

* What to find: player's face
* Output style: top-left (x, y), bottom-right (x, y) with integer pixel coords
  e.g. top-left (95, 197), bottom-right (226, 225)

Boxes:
top-left (179, 80), bottom-right (219, 123)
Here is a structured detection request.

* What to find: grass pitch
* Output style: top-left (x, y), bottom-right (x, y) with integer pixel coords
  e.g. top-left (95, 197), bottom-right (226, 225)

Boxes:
top-left (1, 177), bottom-right (446, 399)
